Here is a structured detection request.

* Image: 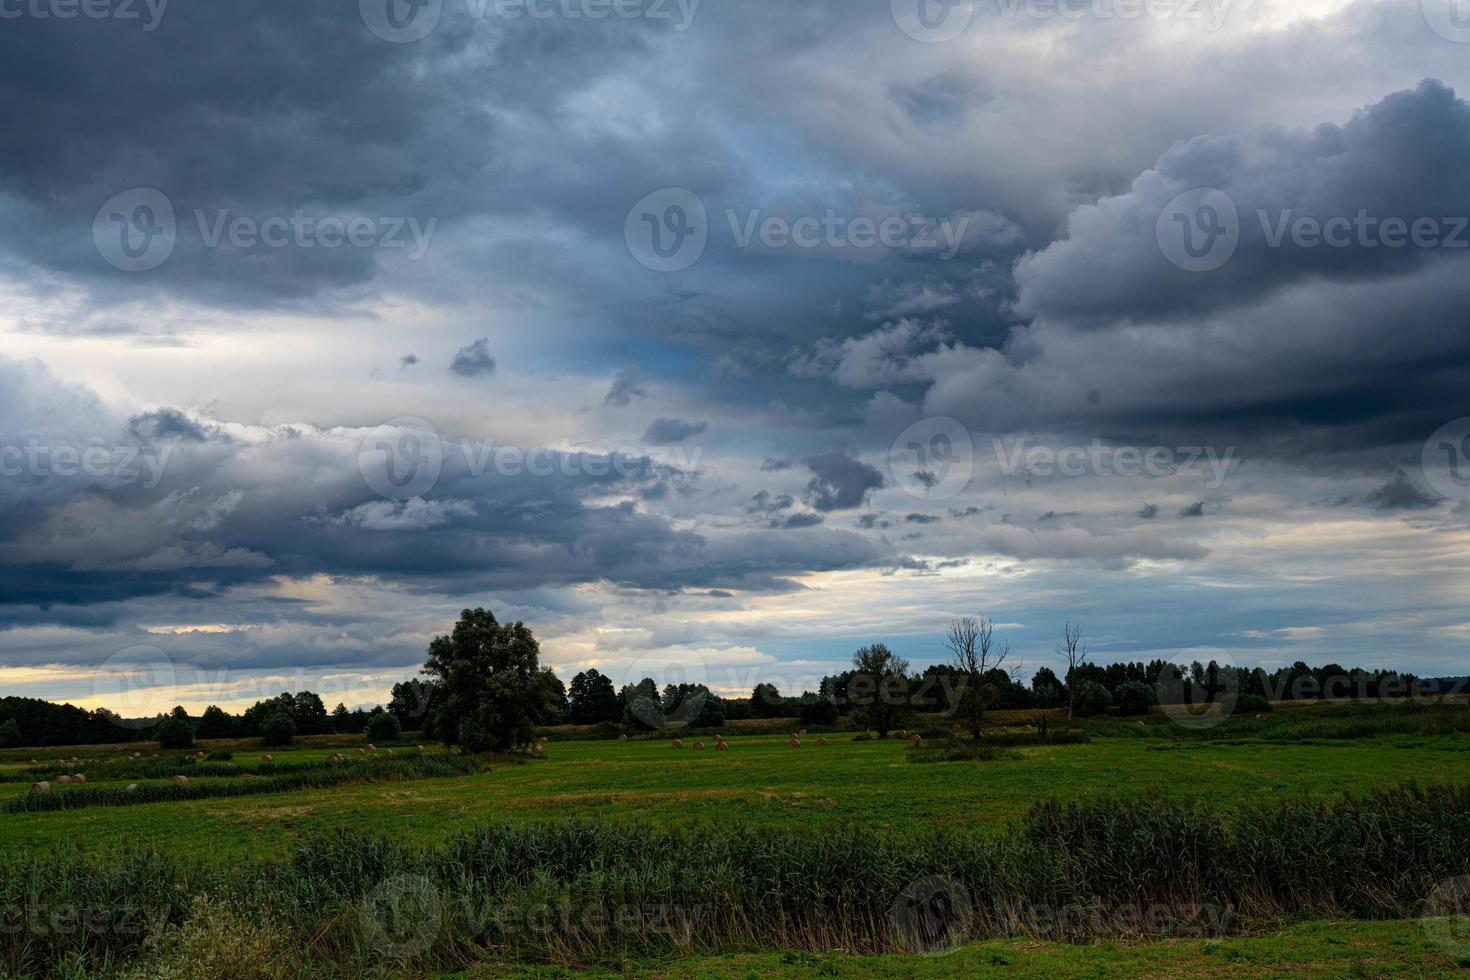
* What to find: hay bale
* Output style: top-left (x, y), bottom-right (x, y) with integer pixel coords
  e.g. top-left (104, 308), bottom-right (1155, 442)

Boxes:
top-left (538, 737), bottom-right (548, 745)
top-left (126, 784), bottom-right (139, 792)
top-left (367, 744), bottom-right (376, 751)
top-left (818, 737), bottom-right (828, 746)
top-left (173, 774), bottom-right (189, 786)
top-left (787, 737), bottom-right (800, 748)
top-left (715, 742), bottom-right (728, 752)
top-left (799, 729), bottom-right (807, 736)
top-left (262, 754), bottom-right (274, 763)
top-left (32, 781), bottom-right (49, 793)
top-left (897, 729), bottom-right (907, 738)
top-left (357, 748), bottom-right (366, 756)
top-left (73, 773), bottom-right (86, 783)
top-left (56, 775), bottom-right (72, 785)
top-left (618, 734), bottom-right (628, 741)
top-left (693, 742), bottom-right (705, 750)
top-left (385, 748), bottom-right (394, 756)
top-left (909, 734), bottom-right (922, 745)
top-left (417, 744), bottom-right (425, 752)
top-left (672, 739), bottom-right (684, 749)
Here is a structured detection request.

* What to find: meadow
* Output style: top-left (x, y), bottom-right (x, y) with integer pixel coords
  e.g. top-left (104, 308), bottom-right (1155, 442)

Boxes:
top-left (2, 700), bottom-right (1469, 977)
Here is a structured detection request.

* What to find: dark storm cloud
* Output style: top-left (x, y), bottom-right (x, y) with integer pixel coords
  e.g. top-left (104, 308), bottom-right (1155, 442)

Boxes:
top-left (801, 448), bottom-right (883, 512)
top-left (128, 408), bottom-right (208, 443)
top-left (643, 417), bottom-right (707, 443)
top-left (399, 354), bottom-right (419, 370)
top-left (1365, 471), bottom-right (1438, 512)
top-left (449, 338), bottom-right (496, 378)
top-left (1178, 502), bottom-right (1206, 519)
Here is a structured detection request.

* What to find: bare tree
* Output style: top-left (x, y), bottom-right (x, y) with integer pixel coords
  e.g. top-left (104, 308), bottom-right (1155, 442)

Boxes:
top-left (945, 615), bottom-right (1013, 739)
top-left (1057, 622), bottom-right (1088, 720)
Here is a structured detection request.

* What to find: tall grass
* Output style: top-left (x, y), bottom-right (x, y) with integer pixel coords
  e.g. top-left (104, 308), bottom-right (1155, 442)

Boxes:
top-left (4, 780), bottom-right (1468, 975)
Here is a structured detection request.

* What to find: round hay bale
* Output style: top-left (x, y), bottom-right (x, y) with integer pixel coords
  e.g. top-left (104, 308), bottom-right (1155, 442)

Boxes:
top-left (538, 737), bottom-right (548, 745)
top-left (33, 781), bottom-right (49, 793)
top-left (618, 734), bottom-right (628, 741)
top-left (386, 748), bottom-right (394, 756)
top-left (367, 743), bottom-right (376, 751)
top-left (73, 773), bottom-right (86, 783)
top-left (357, 748), bottom-right (366, 756)
top-left (172, 774), bottom-right (189, 786)
top-left (417, 744), bottom-right (425, 752)
top-left (897, 729), bottom-right (907, 738)
top-left (799, 728), bottom-right (807, 736)
top-left (126, 784), bottom-right (139, 792)
top-left (28, 758), bottom-right (37, 765)
top-left (715, 742), bottom-right (729, 752)
top-left (693, 742), bottom-right (705, 751)
top-left (787, 737), bottom-right (800, 749)
top-left (56, 775), bottom-right (72, 785)
top-left (714, 734), bottom-right (723, 742)
top-left (909, 734), bottom-right (922, 745)
top-left (262, 754), bottom-right (274, 763)
top-left (818, 737), bottom-right (828, 746)
top-left (672, 739), bottom-right (684, 749)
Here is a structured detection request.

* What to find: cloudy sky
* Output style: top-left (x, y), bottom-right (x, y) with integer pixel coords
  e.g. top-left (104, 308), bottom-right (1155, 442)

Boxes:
top-left (2, 0), bottom-right (1468, 713)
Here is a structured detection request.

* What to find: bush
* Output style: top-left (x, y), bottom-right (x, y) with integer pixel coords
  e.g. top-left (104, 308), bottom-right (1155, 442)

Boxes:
top-left (260, 712), bottom-right (296, 747)
top-left (690, 695), bottom-right (726, 729)
top-left (1074, 681), bottom-right (1113, 717)
top-left (206, 749), bottom-right (234, 762)
top-left (366, 710), bottom-right (402, 743)
top-left (1232, 693), bottom-right (1274, 714)
top-left (157, 717), bottom-right (194, 750)
top-left (1115, 680), bottom-right (1156, 716)
top-left (798, 696), bottom-right (839, 727)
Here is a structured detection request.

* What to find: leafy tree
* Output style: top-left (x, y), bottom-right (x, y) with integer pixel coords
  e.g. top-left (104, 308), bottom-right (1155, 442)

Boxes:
top-left (366, 709), bottom-right (402, 743)
top-left (169, 705), bottom-right (190, 722)
top-left (690, 694), bottom-right (726, 729)
top-left (157, 717), bottom-right (194, 750)
top-left (1115, 680), bottom-right (1156, 716)
top-left (291, 692), bottom-right (329, 736)
top-left (389, 680), bottom-right (438, 731)
top-left (423, 608), bottom-right (559, 753)
top-left (0, 718), bottom-right (19, 748)
top-left (799, 696), bottom-right (838, 727)
top-left (849, 643), bottom-right (910, 737)
top-left (331, 703), bottom-right (351, 733)
top-left (749, 683), bottom-right (785, 718)
top-left (1074, 681), bottom-right (1113, 717)
top-left (197, 705), bottom-right (234, 740)
top-left (261, 712), bottom-right (296, 747)
top-left (568, 669), bottom-right (622, 725)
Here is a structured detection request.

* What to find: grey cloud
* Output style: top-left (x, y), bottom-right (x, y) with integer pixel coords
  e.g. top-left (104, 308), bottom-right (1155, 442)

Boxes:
top-left (801, 448), bottom-right (884, 512)
top-left (449, 339), bottom-right (496, 378)
top-left (643, 417), bottom-right (707, 443)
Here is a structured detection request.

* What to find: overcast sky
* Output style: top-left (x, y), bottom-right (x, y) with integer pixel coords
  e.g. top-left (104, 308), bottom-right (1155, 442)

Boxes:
top-left (2, 0), bottom-right (1468, 713)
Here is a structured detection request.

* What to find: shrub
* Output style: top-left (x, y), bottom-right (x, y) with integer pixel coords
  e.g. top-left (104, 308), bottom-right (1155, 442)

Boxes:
top-left (157, 717), bottom-right (194, 750)
top-left (206, 749), bottom-right (234, 762)
top-left (1115, 680), bottom-right (1156, 716)
top-left (1232, 693), bottom-right (1273, 714)
top-left (366, 710), bottom-right (402, 743)
top-left (1074, 681), bottom-right (1113, 717)
top-left (260, 712), bottom-right (296, 747)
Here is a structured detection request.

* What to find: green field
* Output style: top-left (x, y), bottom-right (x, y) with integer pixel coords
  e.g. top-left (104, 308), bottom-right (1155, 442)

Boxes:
top-left (3, 702), bottom-right (1470, 977)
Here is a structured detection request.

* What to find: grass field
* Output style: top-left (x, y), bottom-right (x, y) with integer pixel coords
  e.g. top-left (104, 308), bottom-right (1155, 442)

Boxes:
top-left (2, 701), bottom-right (1469, 976)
